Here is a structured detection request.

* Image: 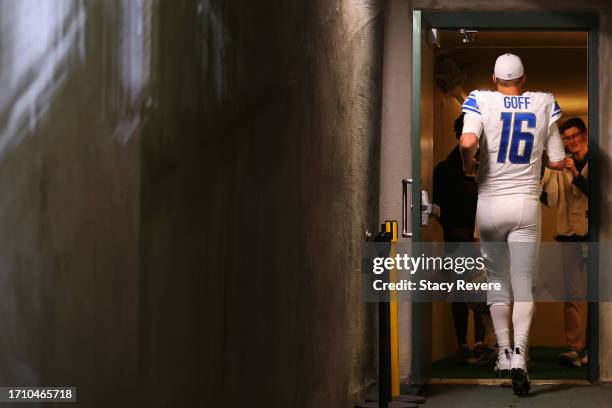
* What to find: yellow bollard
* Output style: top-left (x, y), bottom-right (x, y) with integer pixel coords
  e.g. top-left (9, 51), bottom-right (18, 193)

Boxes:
top-left (384, 220), bottom-right (400, 396)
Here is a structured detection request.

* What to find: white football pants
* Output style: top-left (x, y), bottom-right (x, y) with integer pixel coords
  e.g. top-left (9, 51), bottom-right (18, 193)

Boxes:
top-left (477, 194), bottom-right (540, 352)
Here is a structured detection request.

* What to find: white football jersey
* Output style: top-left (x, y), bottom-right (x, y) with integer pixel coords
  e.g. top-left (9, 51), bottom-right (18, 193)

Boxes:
top-left (462, 90), bottom-right (565, 197)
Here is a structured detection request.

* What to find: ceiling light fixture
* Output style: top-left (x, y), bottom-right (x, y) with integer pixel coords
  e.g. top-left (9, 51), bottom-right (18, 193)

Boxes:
top-left (459, 29), bottom-right (477, 43)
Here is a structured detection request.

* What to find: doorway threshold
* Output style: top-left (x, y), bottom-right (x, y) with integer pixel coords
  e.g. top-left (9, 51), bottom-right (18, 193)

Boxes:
top-left (429, 378), bottom-right (590, 385)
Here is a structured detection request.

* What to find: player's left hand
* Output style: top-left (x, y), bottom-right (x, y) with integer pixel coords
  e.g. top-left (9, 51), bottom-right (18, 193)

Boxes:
top-left (463, 157), bottom-right (479, 177)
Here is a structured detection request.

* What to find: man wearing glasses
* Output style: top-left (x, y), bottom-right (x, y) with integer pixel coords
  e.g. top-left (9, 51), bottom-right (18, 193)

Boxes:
top-left (561, 118), bottom-right (589, 197)
top-left (541, 117), bottom-right (589, 368)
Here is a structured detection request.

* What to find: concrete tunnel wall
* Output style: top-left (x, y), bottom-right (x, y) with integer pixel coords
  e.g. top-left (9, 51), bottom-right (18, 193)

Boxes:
top-left (141, 1), bottom-right (385, 407)
top-left (0, 0), bottom-right (141, 406)
top-left (0, 0), bottom-right (387, 406)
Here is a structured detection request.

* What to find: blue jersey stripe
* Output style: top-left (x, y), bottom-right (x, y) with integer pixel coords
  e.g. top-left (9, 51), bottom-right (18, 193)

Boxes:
top-left (463, 97), bottom-right (479, 110)
top-left (462, 106), bottom-right (481, 115)
top-left (552, 100), bottom-right (562, 119)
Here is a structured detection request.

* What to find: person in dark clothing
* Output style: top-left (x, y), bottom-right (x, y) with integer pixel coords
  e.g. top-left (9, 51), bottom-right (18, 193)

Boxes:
top-left (433, 113), bottom-right (486, 362)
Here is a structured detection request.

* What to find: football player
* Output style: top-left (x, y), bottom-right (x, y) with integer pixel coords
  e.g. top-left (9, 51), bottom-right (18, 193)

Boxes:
top-left (459, 53), bottom-right (566, 396)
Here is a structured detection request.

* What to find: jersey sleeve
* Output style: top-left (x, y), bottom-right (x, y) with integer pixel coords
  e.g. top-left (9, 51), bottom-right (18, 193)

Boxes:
top-left (461, 91), bottom-right (484, 137)
top-left (544, 122), bottom-right (565, 162)
top-left (462, 91), bottom-right (481, 116)
top-left (549, 95), bottom-right (562, 126)
top-left (462, 113), bottom-right (483, 138)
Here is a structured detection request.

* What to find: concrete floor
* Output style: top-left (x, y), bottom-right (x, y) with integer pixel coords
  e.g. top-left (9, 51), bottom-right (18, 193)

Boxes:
top-left (422, 384), bottom-right (612, 407)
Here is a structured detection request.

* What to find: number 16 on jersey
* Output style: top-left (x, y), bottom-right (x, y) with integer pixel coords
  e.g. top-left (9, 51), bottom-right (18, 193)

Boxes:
top-left (497, 112), bottom-right (536, 164)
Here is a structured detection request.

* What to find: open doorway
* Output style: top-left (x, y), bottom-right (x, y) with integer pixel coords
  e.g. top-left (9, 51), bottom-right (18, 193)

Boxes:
top-left (421, 30), bottom-right (588, 380)
top-left (421, 30), bottom-right (591, 382)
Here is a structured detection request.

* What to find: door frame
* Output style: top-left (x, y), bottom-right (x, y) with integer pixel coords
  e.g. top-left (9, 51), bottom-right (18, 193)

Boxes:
top-left (411, 10), bottom-right (600, 383)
